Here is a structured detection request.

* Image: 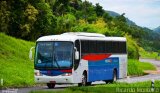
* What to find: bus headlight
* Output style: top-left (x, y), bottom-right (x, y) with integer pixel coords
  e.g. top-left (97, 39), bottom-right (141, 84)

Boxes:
top-left (62, 73), bottom-right (72, 76)
top-left (35, 70), bottom-right (42, 76)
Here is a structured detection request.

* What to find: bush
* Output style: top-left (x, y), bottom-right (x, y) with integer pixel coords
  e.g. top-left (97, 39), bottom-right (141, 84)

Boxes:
top-left (128, 59), bottom-right (156, 76)
top-left (126, 35), bottom-right (139, 59)
top-left (139, 47), bottom-right (160, 60)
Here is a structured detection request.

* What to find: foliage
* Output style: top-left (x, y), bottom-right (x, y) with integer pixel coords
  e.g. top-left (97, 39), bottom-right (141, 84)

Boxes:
top-left (57, 13), bottom-right (76, 34)
top-left (0, 1), bottom-right (10, 33)
top-left (71, 18), bottom-right (109, 34)
top-left (0, 33), bottom-right (34, 87)
top-left (139, 47), bottom-right (160, 60)
top-left (126, 35), bottom-right (139, 59)
top-left (95, 3), bottom-right (104, 17)
top-left (30, 1), bottom-right (56, 40)
top-left (128, 59), bottom-right (156, 76)
top-left (20, 4), bottom-right (38, 37)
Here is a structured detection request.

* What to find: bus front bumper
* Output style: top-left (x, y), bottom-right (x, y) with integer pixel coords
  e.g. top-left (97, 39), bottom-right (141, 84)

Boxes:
top-left (35, 75), bottom-right (73, 84)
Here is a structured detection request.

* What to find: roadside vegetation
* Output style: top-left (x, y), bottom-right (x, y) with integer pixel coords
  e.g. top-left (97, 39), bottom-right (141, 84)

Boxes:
top-left (139, 47), bottom-right (160, 60)
top-left (30, 81), bottom-right (160, 93)
top-left (0, 33), bottom-right (35, 88)
top-left (128, 59), bottom-right (156, 76)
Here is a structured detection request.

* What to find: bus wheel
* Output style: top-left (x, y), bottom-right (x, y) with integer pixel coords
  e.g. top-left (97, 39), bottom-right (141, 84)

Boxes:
top-left (104, 80), bottom-right (110, 84)
top-left (78, 72), bottom-right (91, 86)
top-left (47, 83), bottom-right (55, 88)
top-left (78, 73), bottom-right (87, 86)
top-left (112, 70), bottom-right (117, 82)
top-left (82, 73), bottom-right (87, 86)
top-left (86, 82), bottom-right (91, 86)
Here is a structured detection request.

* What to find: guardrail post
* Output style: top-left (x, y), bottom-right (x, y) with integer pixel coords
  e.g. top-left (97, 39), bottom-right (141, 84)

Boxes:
top-left (151, 79), bottom-right (154, 92)
top-left (1, 78), bottom-right (3, 86)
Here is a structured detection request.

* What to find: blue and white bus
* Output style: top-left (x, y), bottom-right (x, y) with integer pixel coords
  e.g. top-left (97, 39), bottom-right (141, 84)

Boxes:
top-left (29, 32), bottom-right (127, 88)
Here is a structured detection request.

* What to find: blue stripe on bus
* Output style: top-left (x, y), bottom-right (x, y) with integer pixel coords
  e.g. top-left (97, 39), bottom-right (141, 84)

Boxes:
top-left (39, 70), bottom-right (64, 76)
top-left (88, 57), bottom-right (119, 82)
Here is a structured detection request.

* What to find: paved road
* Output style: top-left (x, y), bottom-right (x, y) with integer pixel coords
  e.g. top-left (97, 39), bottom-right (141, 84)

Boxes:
top-left (0, 85), bottom-right (73, 93)
top-left (1, 58), bottom-right (160, 93)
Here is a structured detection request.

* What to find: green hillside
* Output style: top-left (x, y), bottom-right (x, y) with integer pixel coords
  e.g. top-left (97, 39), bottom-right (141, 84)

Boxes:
top-left (0, 33), bottom-right (35, 87)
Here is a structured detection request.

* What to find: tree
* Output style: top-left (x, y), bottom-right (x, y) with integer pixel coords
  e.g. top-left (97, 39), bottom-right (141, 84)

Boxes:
top-left (95, 3), bottom-right (104, 16)
top-left (52, 0), bottom-right (70, 16)
top-left (0, 1), bottom-right (10, 33)
top-left (29, 1), bottom-right (56, 40)
top-left (8, 0), bottom-right (28, 38)
top-left (20, 4), bottom-right (38, 37)
top-left (82, 1), bottom-right (97, 23)
top-left (57, 14), bottom-right (76, 34)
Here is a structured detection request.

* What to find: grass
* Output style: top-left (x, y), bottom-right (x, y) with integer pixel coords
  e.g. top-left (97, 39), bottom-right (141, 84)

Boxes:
top-left (139, 47), bottom-right (160, 60)
top-left (30, 81), bottom-right (160, 93)
top-left (128, 59), bottom-right (156, 76)
top-left (0, 33), bottom-right (35, 88)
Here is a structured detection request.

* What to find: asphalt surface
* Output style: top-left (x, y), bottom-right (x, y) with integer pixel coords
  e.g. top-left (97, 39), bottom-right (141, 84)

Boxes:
top-left (1, 58), bottom-right (160, 93)
top-left (0, 85), bottom-right (73, 93)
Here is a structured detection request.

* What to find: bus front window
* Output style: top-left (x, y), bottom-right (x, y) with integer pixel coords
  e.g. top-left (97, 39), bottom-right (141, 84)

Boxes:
top-left (35, 42), bottom-right (73, 69)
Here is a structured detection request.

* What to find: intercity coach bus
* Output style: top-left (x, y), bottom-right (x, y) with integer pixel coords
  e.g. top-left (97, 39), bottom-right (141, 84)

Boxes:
top-left (29, 32), bottom-right (127, 88)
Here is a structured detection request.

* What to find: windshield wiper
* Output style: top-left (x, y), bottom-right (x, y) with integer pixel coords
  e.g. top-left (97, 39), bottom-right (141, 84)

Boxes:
top-left (44, 57), bottom-right (52, 68)
top-left (53, 53), bottom-right (60, 68)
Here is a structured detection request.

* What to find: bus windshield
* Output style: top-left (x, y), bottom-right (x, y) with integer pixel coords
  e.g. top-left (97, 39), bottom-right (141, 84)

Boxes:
top-left (35, 42), bottom-right (73, 69)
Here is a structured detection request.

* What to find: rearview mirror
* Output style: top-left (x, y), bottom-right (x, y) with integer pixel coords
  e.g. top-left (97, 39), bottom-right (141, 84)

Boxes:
top-left (74, 47), bottom-right (79, 60)
top-left (29, 47), bottom-right (35, 61)
top-left (75, 51), bottom-right (79, 60)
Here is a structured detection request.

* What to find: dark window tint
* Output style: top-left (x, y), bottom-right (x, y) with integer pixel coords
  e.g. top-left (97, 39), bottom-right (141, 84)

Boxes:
top-left (81, 40), bottom-right (126, 54)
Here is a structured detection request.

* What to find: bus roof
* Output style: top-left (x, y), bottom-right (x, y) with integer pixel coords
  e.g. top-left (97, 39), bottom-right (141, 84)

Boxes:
top-left (37, 32), bottom-right (126, 42)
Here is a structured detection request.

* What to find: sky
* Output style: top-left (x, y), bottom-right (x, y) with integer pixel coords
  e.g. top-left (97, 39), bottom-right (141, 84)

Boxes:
top-left (86, 0), bottom-right (160, 29)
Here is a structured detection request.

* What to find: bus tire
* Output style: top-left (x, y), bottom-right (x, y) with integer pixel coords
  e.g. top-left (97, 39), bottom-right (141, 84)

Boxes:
top-left (104, 80), bottom-right (110, 84)
top-left (86, 82), bottom-right (91, 86)
top-left (82, 73), bottom-right (87, 86)
top-left (78, 83), bottom-right (82, 86)
top-left (112, 69), bottom-right (117, 82)
top-left (78, 72), bottom-right (87, 86)
top-left (47, 83), bottom-right (55, 89)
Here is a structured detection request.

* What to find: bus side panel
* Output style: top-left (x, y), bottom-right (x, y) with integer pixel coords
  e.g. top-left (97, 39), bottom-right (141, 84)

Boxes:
top-left (72, 59), bottom-right (88, 83)
top-left (88, 57), bottom-right (119, 82)
top-left (119, 55), bottom-right (127, 78)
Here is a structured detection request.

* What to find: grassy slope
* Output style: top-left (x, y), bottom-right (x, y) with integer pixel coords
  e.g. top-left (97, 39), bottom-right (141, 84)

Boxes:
top-left (0, 33), bottom-right (35, 87)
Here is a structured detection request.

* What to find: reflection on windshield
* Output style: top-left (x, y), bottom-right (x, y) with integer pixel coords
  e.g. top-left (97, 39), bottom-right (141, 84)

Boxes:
top-left (35, 42), bottom-right (73, 69)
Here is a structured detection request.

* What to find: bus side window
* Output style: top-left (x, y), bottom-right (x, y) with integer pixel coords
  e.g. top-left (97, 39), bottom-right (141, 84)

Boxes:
top-left (74, 40), bottom-right (80, 70)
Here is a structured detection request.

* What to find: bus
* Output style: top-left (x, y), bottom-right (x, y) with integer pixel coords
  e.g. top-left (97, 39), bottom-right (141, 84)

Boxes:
top-left (29, 32), bottom-right (127, 88)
